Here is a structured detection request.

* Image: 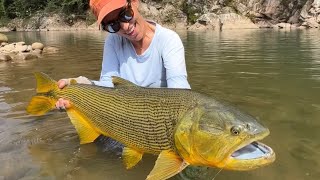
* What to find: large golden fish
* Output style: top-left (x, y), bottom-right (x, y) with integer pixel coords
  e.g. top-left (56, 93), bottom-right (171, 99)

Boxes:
top-left (27, 72), bottom-right (275, 180)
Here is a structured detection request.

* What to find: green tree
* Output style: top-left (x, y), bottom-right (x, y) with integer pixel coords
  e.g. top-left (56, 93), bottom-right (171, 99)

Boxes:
top-left (0, 0), bottom-right (5, 17)
top-left (61, 0), bottom-right (89, 15)
top-left (3, 0), bottom-right (46, 18)
top-left (1, 0), bottom-right (89, 18)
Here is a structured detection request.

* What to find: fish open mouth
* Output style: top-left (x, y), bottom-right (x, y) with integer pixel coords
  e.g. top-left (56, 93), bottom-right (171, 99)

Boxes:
top-left (231, 141), bottom-right (274, 160)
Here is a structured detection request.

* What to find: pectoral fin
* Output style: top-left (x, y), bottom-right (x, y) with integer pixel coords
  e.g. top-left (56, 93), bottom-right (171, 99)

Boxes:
top-left (122, 147), bottom-right (143, 169)
top-left (66, 108), bottom-right (100, 144)
top-left (146, 150), bottom-right (189, 180)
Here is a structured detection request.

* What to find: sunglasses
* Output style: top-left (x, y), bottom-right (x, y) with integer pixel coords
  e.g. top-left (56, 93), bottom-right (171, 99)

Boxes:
top-left (101, 3), bottom-right (134, 33)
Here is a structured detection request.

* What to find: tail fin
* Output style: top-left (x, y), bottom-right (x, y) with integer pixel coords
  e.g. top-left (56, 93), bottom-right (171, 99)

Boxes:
top-left (34, 72), bottom-right (58, 93)
top-left (26, 72), bottom-right (58, 116)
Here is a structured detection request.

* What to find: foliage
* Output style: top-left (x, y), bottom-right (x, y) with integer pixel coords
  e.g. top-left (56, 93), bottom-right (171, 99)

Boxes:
top-left (182, 1), bottom-right (201, 24)
top-left (1, 0), bottom-right (89, 19)
top-left (3, 0), bottom-right (47, 18)
top-left (0, 0), bottom-right (5, 17)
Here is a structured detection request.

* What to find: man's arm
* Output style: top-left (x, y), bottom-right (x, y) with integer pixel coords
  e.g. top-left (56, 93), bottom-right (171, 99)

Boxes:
top-left (92, 35), bottom-right (120, 87)
top-left (162, 32), bottom-right (191, 89)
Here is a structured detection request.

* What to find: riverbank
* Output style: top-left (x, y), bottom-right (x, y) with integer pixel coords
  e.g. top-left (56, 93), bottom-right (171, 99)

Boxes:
top-left (0, 0), bottom-right (319, 33)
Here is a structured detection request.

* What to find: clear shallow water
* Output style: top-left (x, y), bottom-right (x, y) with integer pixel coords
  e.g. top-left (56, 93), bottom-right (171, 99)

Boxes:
top-left (0, 29), bottom-right (319, 180)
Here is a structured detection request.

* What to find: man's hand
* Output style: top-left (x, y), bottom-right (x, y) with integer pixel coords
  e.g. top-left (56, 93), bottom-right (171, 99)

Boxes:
top-left (55, 76), bottom-right (92, 110)
top-left (56, 98), bottom-right (71, 110)
top-left (57, 79), bottom-right (69, 89)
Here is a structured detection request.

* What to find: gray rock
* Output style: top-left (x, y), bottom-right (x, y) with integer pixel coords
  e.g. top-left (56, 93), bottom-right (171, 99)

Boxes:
top-left (43, 46), bottom-right (59, 53)
top-left (16, 53), bottom-right (38, 61)
top-left (16, 42), bottom-right (26, 46)
top-left (15, 45), bottom-right (28, 52)
top-left (197, 13), bottom-right (219, 26)
top-left (1, 42), bottom-right (8, 47)
top-left (31, 42), bottom-right (44, 50)
top-left (32, 49), bottom-right (42, 55)
top-left (302, 17), bottom-right (320, 28)
top-left (219, 13), bottom-right (258, 29)
top-left (313, 0), bottom-right (320, 7)
top-left (0, 54), bottom-right (12, 62)
top-left (26, 45), bottom-right (32, 52)
top-left (235, 3), bottom-right (249, 15)
top-left (1, 44), bottom-right (15, 52)
top-left (0, 33), bottom-right (8, 43)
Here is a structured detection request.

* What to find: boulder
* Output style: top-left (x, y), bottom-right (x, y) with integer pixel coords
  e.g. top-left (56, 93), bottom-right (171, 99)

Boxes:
top-left (32, 49), bottom-right (43, 55)
top-left (16, 53), bottom-right (38, 61)
top-left (16, 42), bottom-right (26, 46)
top-left (0, 54), bottom-right (12, 62)
top-left (1, 42), bottom-right (8, 47)
top-left (0, 44), bottom-right (15, 53)
top-left (43, 46), bottom-right (59, 53)
top-left (219, 13), bottom-right (259, 29)
top-left (0, 40), bottom-right (59, 63)
top-left (190, 13), bottom-right (258, 30)
top-left (301, 18), bottom-right (320, 28)
top-left (26, 45), bottom-right (32, 52)
top-left (0, 33), bottom-right (8, 43)
top-left (31, 42), bottom-right (45, 50)
top-left (15, 45), bottom-right (29, 52)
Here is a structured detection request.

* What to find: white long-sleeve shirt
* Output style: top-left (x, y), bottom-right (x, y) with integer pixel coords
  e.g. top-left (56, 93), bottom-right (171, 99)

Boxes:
top-left (93, 22), bottom-right (191, 89)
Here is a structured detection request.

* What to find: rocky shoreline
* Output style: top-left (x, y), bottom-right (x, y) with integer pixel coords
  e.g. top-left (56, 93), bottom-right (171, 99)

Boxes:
top-left (0, 0), bottom-right (319, 32)
top-left (0, 42), bottom-right (59, 63)
top-left (0, 33), bottom-right (59, 63)
top-left (1, 0), bottom-right (319, 63)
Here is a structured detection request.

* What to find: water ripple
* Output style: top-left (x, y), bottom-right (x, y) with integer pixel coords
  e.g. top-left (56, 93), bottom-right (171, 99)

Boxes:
top-left (0, 30), bottom-right (319, 180)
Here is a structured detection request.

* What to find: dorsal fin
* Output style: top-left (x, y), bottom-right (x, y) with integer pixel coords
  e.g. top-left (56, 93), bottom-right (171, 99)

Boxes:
top-left (112, 76), bottom-right (138, 88)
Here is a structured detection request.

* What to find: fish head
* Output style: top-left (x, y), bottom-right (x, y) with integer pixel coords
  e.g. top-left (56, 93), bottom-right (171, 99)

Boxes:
top-left (174, 101), bottom-right (275, 170)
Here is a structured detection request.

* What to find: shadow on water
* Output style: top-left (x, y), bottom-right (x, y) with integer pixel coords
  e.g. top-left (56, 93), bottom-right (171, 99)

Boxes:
top-left (0, 29), bottom-right (320, 180)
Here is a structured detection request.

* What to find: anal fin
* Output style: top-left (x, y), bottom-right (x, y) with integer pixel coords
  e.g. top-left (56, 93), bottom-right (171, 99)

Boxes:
top-left (146, 150), bottom-right (189, 180)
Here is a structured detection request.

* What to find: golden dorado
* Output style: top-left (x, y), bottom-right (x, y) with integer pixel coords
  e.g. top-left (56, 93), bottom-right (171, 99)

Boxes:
top-left (27, 72), bottom-right (275, 180)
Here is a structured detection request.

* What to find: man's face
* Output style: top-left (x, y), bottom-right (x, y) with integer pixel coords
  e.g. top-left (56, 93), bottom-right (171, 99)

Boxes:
top-left (102, 1), bottom-right (145, 42)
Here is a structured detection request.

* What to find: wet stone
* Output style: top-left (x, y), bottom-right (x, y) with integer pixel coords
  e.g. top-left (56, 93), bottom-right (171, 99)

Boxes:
top-left (17, 53), bottom-right (38, 61)
top-left (31, 42), bottom-right (44, 50)
top-left (15, 45), bottom-right (29, 52)
top-left (0, 54), bottom-right (12, 62)
top-left (16, 42), bottom-right (26, 46)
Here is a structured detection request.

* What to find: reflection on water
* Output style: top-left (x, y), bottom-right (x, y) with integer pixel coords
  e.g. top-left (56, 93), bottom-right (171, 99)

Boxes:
top-left (0, 29), bottom-right (319, 180)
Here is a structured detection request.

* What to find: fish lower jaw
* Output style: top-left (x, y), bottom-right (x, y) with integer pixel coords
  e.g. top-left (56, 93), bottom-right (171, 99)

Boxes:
top-left (231, 141), bottom-right (274, 160)
top-left (220, 141), bottom-right (275, 170)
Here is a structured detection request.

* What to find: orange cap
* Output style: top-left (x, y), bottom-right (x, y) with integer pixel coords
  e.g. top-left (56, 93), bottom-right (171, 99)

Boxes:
top-left (90, 0), bottom-right (127, 24)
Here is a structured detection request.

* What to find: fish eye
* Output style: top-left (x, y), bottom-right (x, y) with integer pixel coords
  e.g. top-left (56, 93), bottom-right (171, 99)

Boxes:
top-left (230, 125), bottom-right (242, 136)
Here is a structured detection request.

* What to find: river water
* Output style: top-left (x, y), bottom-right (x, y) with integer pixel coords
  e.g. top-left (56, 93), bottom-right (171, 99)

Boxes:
top-left (0, 29), bottom-right (319, 180)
